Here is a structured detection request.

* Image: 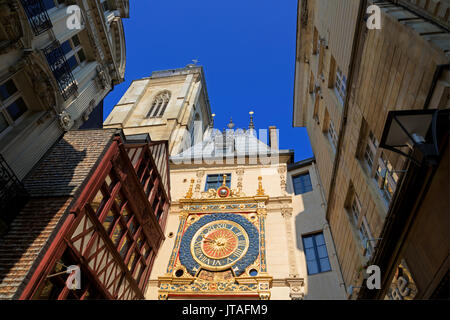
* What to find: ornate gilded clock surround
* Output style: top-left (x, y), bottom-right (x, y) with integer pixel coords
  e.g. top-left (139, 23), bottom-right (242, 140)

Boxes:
top-left (158, 176), bottom-right (272, 300)
top-left (180, 213), bottom-right (259, 276)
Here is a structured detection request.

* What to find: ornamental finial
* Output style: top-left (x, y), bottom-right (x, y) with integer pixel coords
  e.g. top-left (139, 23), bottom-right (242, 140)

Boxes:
top-left (249, 111), bottom-right (255, 130)
top-left (256, 176), bottom-right (265, 196)
top-left (185, 178), bottom-right (195, 199)
top-left (222, 174), bottom-right (228, 186)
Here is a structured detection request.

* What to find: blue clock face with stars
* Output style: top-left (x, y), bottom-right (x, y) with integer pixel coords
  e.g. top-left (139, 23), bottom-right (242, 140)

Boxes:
top-left (179, 213), bottom-right (259, 277)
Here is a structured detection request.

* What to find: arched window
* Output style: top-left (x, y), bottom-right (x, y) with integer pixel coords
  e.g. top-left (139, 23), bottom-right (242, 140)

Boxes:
top-left (147, 91), bottom-right (171, 118)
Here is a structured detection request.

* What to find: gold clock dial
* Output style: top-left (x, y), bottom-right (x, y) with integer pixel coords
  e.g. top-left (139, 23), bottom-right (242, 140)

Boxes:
top-left (190, 220), bottom-right (249, 271)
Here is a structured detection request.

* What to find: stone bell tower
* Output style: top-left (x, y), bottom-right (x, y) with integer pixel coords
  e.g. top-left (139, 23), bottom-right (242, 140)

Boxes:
top-left (104, 65), bottom-right (213, 155)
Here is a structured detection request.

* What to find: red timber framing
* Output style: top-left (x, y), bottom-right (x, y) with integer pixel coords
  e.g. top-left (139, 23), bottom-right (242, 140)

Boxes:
top-left (20, 134), bottom-right (171, 300)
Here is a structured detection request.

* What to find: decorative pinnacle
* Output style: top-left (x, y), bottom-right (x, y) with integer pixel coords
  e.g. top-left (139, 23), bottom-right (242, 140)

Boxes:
top-left (211, 113), bottom-right (216, 127)
top-left (185, 178), bottom-right (195, 199)
top-left (249, 111), bottom-right (255, 130)
top-left (222, 174), bottom-right (228, 186)
top-left (227, 117), bottom-right (235, 130)
top-left (256, 176), bottom-right (265, 196)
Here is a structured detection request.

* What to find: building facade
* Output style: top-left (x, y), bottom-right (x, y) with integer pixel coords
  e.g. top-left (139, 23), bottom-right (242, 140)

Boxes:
top-left (107, 65), bottom-right (346, 300)
top-left (0, 129), bottom-right (171, 299)
top-left (104, 65), bottom-right (213, 156)
top-left (293, 0), bottom-right (449, 299)
top-left (0, 0), bottom-right (129, 232)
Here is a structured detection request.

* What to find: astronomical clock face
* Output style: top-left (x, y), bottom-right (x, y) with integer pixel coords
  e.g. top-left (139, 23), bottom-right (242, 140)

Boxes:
top-left (191, 220), bottom-right (249, 270)
top-left (179, 213), bottom-right (259, 277)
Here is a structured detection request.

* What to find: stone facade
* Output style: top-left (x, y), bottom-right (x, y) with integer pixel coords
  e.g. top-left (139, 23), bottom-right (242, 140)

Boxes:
top-left (293, 0), bottom-right (449, 298)
top-left (111, 65), bottom-right (346, 300)
top-left (0, 0), bottom-right (129, 181)
top-left (104, 65), bottom-right (213, 156)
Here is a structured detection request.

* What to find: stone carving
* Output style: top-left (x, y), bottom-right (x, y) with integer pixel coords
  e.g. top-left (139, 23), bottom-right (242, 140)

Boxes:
top-left (194, 170), bottom-right (204, 193)
top-left (95, 64), bottom-right (109, 90)
top-left (286, 277), bottom-right (305, 300)
top-left (278, 166), bottom-right (287, 194)
top-left (58, 110), bottom-right (74, 131)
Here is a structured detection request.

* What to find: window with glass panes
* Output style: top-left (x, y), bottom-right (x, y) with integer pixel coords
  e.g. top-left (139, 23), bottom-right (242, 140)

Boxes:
top-left (358, 217), bottom-right (374, 259)
top-left (328, 118), bottom-right (338, 149)
top-left (292, 172), bottom-right (313, 195)
top-left (335, 67), bottom-right (347, 104)
top-left (42, 0), bottom-right (67, 11)
top-left (302, 233), bottom-right (331, 275)
top-left (375, 152), bottom-right (398, 204)
top-left (86, 170), bottom-right (155, 289)
top-left (350, 193), bottom-right (361, 226)
top-left (364, 131), bottom-right (378, 171)
top-left (205, 174), bottom-right (231, 191)
top-left (33, 249), bottom-right (106, 300)
top-left (60, 34), bottom-right (86, 73)
top-left (100, 0), bottom-right (110, 12)
top-left (0, 79), bottom-right (28, 134)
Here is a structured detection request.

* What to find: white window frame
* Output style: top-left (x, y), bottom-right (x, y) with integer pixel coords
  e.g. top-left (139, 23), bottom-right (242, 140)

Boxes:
top-left (0, 78), bottom-right (29, 137)
top-left (359, 216), bottom-right (374, 259)
top-left (327, 118), bottom-right (338, 149)
top-left (334, 67), bottom-right (347, 105)
top-left (364, 131), bottom-right (378, 171)
top-left (62, 34), bottom-right (86, 75)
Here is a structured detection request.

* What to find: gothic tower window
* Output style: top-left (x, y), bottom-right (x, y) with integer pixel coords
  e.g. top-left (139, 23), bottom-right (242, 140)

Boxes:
top-left (147, 91), bottom-right (171, 118)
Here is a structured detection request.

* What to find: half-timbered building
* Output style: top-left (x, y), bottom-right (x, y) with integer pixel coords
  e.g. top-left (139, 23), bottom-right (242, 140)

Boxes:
top-left (0, 129), bottom-right (170, 299)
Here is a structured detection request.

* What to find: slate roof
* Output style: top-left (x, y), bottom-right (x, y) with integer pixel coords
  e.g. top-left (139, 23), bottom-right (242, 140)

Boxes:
top-left (0, 129), bottom-right (119, 299)
top-left (0, 197), bottom-right (72, 299)
top-left (24, 129), bottom-right (119, 197)
top-left (171, 127), bottom-right (291, 161)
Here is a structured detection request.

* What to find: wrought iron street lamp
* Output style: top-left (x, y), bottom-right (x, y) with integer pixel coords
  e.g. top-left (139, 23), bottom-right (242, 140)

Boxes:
top-left (380, 109), bottom-right (449, 166)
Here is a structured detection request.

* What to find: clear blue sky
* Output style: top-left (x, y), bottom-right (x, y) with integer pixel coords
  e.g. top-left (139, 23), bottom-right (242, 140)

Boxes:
top-left (104, 0), bottom-right (313, 162)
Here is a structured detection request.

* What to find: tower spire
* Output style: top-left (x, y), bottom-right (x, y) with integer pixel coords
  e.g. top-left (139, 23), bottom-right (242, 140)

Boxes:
top-left (249, 111), bottom-right (255, 130)
top-left (227, 117), bottom-right (235, 130)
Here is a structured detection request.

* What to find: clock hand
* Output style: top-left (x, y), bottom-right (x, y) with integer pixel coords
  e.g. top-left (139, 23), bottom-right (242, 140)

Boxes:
top-left (201, 236), bottom-right (216, 244)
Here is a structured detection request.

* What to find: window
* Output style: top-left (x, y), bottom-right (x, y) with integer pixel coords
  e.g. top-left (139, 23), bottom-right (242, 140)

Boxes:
top-left (364, 131), bottom-right (378, 171)
top-left (346, 188), bottom-right (375, 259)
top-left (86, 168), bottom-right (156, 289)
top-left (205, 174), bottom-right (231, 191)
top-left (375, 152), bottom-right (399, 203)
top-left (0, 79), bottom-right (28, 134)
top-left (358, 217), bottom-right (374, 259)
top-left (100, 0), bottom-right (110, 12)
top-left (308, 71), bottom-right (315, 94)
top-left (61, 35), bottom-right (86, 73)
top-left (313, 94), bottom-right (319, 122)
top-left (292, 172), bottom-right (313, 195)
top-left (146, 91), bottom-right (171, 118)
top-left (312, 28), bottom-right (319, 55)
top-left (42, 0), bottom-right (66, 11)
top-left (328, 118), bottom-right (338, 149)
top-left (350, 192), bottom-right (361, 226)
top-left (335, 66), bottom-right (347, 104)
top-left (302, 233), bottom-right (331, 275)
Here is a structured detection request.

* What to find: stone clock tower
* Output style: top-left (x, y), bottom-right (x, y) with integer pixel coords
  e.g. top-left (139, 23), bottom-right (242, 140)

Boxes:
top-left (104, 65), bottom-right (213, 156)
top-left (106, 65), bottom-right (347, 300)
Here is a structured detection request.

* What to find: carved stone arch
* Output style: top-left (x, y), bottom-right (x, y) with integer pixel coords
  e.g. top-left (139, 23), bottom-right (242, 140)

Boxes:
top-left (110, 17), bottom-right (126, 81)
top-left (11, 0), bottom-right (37, 49)
top-left (146, 90), bottom-right (171, 118)
top-left (25, 52), bottom-right (63, 113)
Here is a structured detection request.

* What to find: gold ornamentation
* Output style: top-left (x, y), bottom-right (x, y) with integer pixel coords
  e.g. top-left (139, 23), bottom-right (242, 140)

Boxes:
top-left (256, 176), bottom-right (265, 196)
top-left (184, 179), bottom-right (195, 199)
